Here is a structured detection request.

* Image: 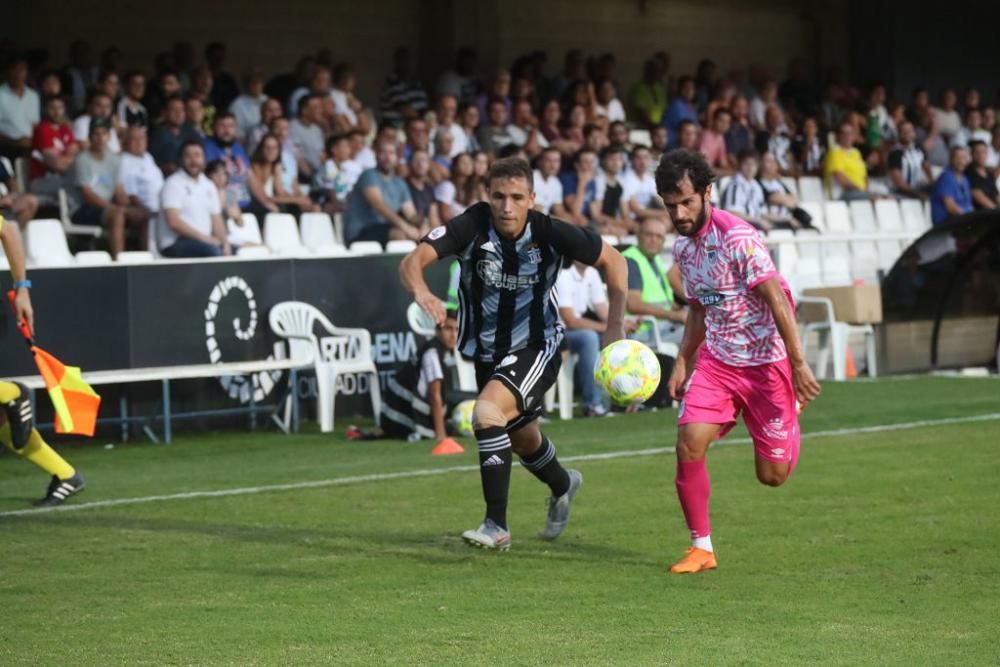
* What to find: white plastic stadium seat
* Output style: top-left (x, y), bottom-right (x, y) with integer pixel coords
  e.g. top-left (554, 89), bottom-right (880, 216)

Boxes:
top-left (385, 240), bottom-right (417, 253)
top-left (544, 353), bottom-right (576, 420)
top-left (406, 302), bottom-right (476, 391)
top-left (797, 176), bottom-right (825, 204)
top-left (235, 245), bottom-right (271, 259)
top-left (823, 201), bottom-right (853, 235)
top-left (780, 176), bottom-right (798, 198)
top-left (25, 219), bottom-right (74, 267)
top-left (822, 241), bottom-right (852, 286)
top-left (849, 240), bottom-right (880, 285)
top-left (799, 295), bottom-right (877, 381)
top-left (629, 129), bottom-right (652, 147)
top-left (300, 212), bottom-right (337, 250)
top-left (74, 250), bottom-right (113, 265)
top-left (873, 199), bottom-right (904, 233)
top-left (229, 213), bottom-right (264, 246)
top-left (116, 251), bottom-right (156, 264)
top-left (57, 188), bottom-right (103, 239)
top-left (269, 301), bottom-right (381, 433)
top-left (348, 241), bottom-right (383, 256)
top-left (797, 201), bottom-right (825, 232)
top-left (311, 243), bottom-right (350, 257)
top-left (263, 213), bottom-right (307, 255)
top-left (877, 239), bottom-right (903, 272)
top-left (848, 200), bottom-right (877, 234)
top-left (900, 199), bottom-right (931, 235)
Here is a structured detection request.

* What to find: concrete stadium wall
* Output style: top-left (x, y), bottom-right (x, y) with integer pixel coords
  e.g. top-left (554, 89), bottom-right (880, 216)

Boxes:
top-left (7, 0), bottom-right (848, 105)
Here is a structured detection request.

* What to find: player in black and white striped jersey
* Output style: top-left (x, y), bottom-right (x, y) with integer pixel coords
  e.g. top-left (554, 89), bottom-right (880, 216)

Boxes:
top-left (400, 157), bottom-right (630, 550)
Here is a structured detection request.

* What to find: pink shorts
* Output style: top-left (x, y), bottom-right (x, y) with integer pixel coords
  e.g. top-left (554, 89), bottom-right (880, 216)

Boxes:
top-left (678, 352), bottom-right (800, 464)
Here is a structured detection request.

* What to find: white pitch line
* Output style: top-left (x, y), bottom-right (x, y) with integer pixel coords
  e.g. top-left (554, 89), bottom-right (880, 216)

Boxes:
top-left (2, 412), bottom-right (999, 519)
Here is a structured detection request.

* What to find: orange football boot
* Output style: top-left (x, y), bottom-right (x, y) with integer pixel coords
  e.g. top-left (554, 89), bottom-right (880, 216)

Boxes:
top-left (670, 547), bottom-right (718, 573)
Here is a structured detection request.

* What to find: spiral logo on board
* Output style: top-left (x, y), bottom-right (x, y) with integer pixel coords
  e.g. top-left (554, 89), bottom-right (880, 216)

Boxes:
top-left (204, 276), bottom-right (282, 403)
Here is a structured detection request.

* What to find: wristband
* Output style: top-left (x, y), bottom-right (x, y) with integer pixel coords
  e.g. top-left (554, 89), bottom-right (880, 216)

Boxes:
top-left (13, 280), bottom-right (31, 290)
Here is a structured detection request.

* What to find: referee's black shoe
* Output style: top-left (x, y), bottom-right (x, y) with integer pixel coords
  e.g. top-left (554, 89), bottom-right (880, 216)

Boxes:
top-left (3, 382), bottom-right (34, 449)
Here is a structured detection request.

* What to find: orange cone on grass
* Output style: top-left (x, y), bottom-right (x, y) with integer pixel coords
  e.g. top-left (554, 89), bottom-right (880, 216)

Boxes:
top-left (431, 437), bottom-right (465, 456)
top-left (845, 348), bottom-right (858, 379)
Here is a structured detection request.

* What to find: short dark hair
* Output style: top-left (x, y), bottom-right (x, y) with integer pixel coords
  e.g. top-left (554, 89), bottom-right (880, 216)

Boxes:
top-left (213, 111), bottom-right (235, 124)
top-left (205, 159), bottom-right (226, 178)
top-left (712, 107), bottom-right (731, 121)
top-left (969, 139), bottom-right (988, 151)
top-left (583, 123), bottom-right (602, 138)
top-left (180, 139), bottom-right (204, 158)
top-left (487, 156), bottom-right (533, 190)
top-left (325, 132), bottom-right (349, 152)
top-left (42, 94), bottom-right (63, 107)
top-left (737, 149), bottom-right (759, 164)
top-left (654, 148), bottom-right (715, 195)
top-left (599, 145), bottom-right (621, 161)
top-left (298, 93), bottom-right (321, 116)
top-left (678, 119), bottom-right (697, 133)
top-left (630, 144), bottom-right (651, 158)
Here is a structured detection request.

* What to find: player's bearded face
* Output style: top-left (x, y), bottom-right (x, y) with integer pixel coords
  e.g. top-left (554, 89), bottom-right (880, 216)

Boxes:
top-left (662, 179), bottom-right (710, 237)
top-left (489, 177), bottom-right (535, 239)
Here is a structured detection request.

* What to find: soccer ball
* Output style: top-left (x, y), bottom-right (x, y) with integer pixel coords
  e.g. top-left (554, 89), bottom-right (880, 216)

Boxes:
top-left (451, 400), bottom-right (476, 437)
top-left (594, 340), bottom-right (661, 406)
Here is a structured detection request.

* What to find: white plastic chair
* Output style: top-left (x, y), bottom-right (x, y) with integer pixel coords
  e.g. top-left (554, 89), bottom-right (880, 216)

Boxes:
top-left (629, 129), bottom-right (652, 147)
top-left (821, 241), bottom-right (853, 286)
top-left (780, 176), bottom-right (798, 198)
top-left (849, 240), bottom-right (880, 285)
top-left (348, 241), bottom-right (383, 255)
top-left (799, 295), bottom-right (877, 380)
top-left (798, 201), bottom-right (825, 232)
top-left (263, 213), bottom-right (307, 255)
top-left (406, 302), bottom-right (476, 392)
top-left (848, 200), bottom-right (877, 234)
top-left (311, 243), bottom-right (350, 257)
top-left (116, 251), bottom-right (156, 264)
top-left (228, 213), bottom-right (264, 246)
top-left (332, 213), bottom-right (346, 246)
top-left (544, 353), bottom-right (576, 420)
top-left (269, 301), bottom-right (381, 433)
top-left (74, 250), bottom-right (113, 265)
top-left (385, 240), bottom-right (417, 254)
top-left (797, 176), bottom-right (825, 204)
top-left (236, 245), bottom-right (271, 259)
top-left (639, 316), bottom-right (680, 358)
top-left (900, 199), bottom-right (930, 235)
top-left (873, 199), bottom-right (904, 233)
top-left (25, 219), bottom-right (74, 267)
top-left (823, 201), bottom-right (853, 235)
top-left (876, 239), bottom-right (903, 272)
top-left (57, 189), bottom-right (103, 239)
top-left (300, 212), bottom-right (337, 250)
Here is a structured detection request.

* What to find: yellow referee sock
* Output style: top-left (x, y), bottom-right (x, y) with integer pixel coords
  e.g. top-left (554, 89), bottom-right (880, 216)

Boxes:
top-left (0, 424), bottom-right (77, 481)
top-left (0, 380), bottom-right (20, 403)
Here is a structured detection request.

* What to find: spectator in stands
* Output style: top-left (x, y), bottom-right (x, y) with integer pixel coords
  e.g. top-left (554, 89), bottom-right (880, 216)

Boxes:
top-left (749, 80), bottom-right (781, 131)
top-left (405, 148), bottom-right (440, 229)
top-left (66, 117), bottom-right (128, 257)
top-left (865, 83), bottom-right (894, 149)
top-left (457, 103), bottom-right (482, 154)
top-left (608, 120), bottom-right (631, 153)
top-left (289, 64), bottom-right (327, 123)
top-left (246, 133), bottom-right (317, 219)
top-left (624, 216), bottom-right (686, 345)
top-left (930, 146), bottom-right (972, 225)
top-left (591, 146), bottom-right (632, 236)
top-left (560, 103), bottom-right (587, 151)
top-left (245, 97), bottom-right (282, 154)
top-left (29, 95), bottom-right (78, 193)
top-left (791, 116), bottom-right (824, 176)
top-left (184, 95), bottom-right (206, 139)
top-left (628, 58), bottom-right (668, 128)
top-left (623, 145), bottom-right (670, 229)
top-left (65, 40), bottom-right (98, 115)
top-left (117, 126), bottom-right (162, 244)
top-left (0, 57), bottom-right (40, 158)
top-left (725, 95), bottom-right (754, 164)
top-left (475, 70), bottom-right (511, 126)
top-left (432, 130), bottom-right (453, 173)
top-left (506, 99), bottom-right (547, 159)
top-left (433, 94), bottom-right (467, 158)
top-left (556, 260), bottom-right (617, 417)
top-left (38, 70), bottom-right (63, 101)
top-left (344, 138), bottom-right (419, 246)
top-left (0, 156), bottom-right (39, 229)
top-left (379, 47), bottom-right (429, 128)
top-left (96, 69), bottom-right (120, 103)
top-left (887, 120), bottom-right (932, 200)
top-left (538, 100), bottom-right (574, 157)
top-left (401, 116), bottom-right (431, 165)
top-left (582, 123), bottom-right (608, 153)
top-left (349, 128), bottom-right (376, 170)
top-left (757, 151), bottom-right (808, 231)
top-left (229, 72), bottom-right (267, 141)
top-left (206, 42), bottom-right (239, 111)
top-left (435, 152), bottom-right (480, 222)
top-left (117, 71), bottom-right (149, 128)
top-left (754, 105), bottom-right (793, 173)
top-left (705, 80), bottom-right (737, 129)
top-left (143, 68), bottom-right (181, 124)
top-left (158, 140), bottom-right (230, 257)
top-left (267, 116), bottom-right (300, 193)
top-left (722, 150), bottom-right (770, 230)
top-left (932, 88), bottom-right (962, 142)
top-left (149, 96), bottom-right (199, 176)
top-left (594, 80), bottom-right (626, 124)
top-left (436, 47), bottom-right (479, 106)
top-left (663, 76), bottom-right (698, 140)
top-left (915, 106), bottom-right (949, 168)
top-left (313, 133), bottom-right (362, 214)
top-left (677, 119), bottom-right (700, 152)
top-left (203, 112), bottom-right (251, 212)
top-left (206, 159), bottom-right (242, 224)
top-left (965, 141), bottom-right (997, 210)
top-left (951, 107), bottom-right (991, 149)
top-left (650, 125), bottom-right (669, 162)
top-left (189, 66), bottom-right (216, 134)
top-left (532, 146), bottom-right (566, 216)
top-left (289, 94), bottom-right (325, 179)
top-left (476, 97), bottom-right (516, 156)
top-left (331, 63), bottom-right (371, 135)
top-left (824, 121), bottom-right (871, 200)
top-left (698, 108), bottom-right (731, 173)
top-left (561, 148), bottom-right (599, 228)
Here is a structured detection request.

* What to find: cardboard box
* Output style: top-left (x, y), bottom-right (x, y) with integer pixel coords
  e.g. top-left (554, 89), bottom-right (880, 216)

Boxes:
top-left (802, 285), bottom-right (883, 324)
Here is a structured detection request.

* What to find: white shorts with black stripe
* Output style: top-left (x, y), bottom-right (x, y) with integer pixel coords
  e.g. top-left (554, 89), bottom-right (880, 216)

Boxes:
top-left (475, 338), bottom-right (562, 432)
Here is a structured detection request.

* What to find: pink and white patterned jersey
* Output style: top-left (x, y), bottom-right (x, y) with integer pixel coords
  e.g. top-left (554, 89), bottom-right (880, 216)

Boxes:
top-left (673, 207), bottom-right (792, 367)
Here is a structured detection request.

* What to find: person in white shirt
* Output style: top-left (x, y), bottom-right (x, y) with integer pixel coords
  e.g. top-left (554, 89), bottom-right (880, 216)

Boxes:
top-left (622, 145), bottom-right (671, 228)
top-left (158, 140), bottom-right (229, 257)
top-left (556, 261), bottom-right (632, 416)
top-left (117, 127), bottom-right (164, 242)
top-left (593, 80), bottom-right (626, 123)
top-left (532, 147), bottom-right (566, 216)
top-left (229, 72), bottom-right (268, 141)
top-left (73, 91), bottom-right (121, 153)
top-left (330, 64), bottom-right (371, 135)
top-left (0, 58), bottom-right (40, 156)
top-left (432, 94), bottom-right (468, 158)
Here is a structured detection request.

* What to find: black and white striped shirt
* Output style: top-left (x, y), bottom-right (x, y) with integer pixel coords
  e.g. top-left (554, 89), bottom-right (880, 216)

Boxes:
top-left (379, 75), bottom-right (429, 127)
top-left (722, 174), bottom-right (767, 219)
top-left (887, 144), bottom-right (927, 189)
top-left (423, 203), bottom-right (603, 362)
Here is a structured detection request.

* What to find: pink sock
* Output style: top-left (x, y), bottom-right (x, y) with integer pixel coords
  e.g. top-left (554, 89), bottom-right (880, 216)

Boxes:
top-left (675, 459), bottom-right (711, 539)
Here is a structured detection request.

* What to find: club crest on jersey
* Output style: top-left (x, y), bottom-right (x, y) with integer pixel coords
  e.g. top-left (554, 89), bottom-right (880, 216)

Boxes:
top-left (526, 245), bottom-right (542, 264)
top-left (704, 244), bottom-right (717, 261)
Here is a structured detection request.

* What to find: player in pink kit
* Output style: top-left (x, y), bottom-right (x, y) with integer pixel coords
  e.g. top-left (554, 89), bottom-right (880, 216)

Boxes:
top-left (656, 149), bottom-right (822, 574)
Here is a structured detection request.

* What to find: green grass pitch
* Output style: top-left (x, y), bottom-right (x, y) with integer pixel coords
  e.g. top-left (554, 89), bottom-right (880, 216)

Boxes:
top-left (1, 377), bottom-right (998, 665)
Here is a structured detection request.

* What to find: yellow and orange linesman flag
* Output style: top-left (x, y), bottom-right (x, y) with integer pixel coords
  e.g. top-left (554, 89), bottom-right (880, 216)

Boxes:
top-left (7, 290), bottom-right (101, 436)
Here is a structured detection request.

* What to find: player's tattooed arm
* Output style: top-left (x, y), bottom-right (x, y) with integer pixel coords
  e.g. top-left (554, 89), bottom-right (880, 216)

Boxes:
top-left (753, 277), bottom-right (821, 406)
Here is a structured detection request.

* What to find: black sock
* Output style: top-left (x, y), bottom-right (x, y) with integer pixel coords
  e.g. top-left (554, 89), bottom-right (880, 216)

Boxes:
top-left (475, 426), bottom-right (512, 529)
top-left (520, 435), bottom-right (570, 497)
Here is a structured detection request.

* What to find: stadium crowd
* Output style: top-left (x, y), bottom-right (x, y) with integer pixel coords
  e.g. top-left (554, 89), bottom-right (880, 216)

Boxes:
top-left (1, 41), bottom-right (998, 258)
